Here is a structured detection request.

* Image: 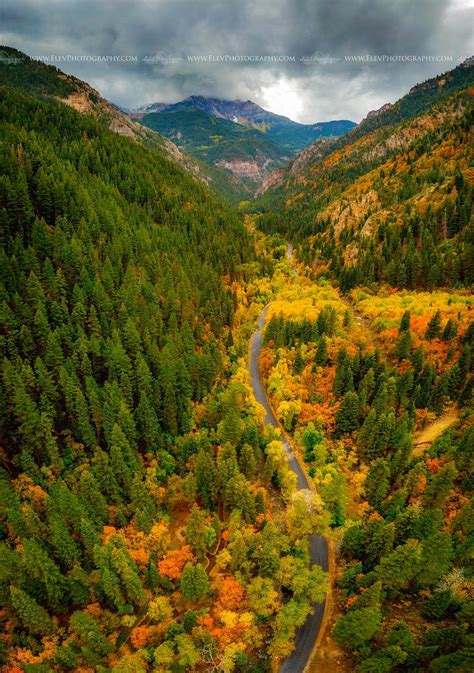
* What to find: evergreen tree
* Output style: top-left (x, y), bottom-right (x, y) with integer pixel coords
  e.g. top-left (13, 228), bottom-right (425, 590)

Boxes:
top-left (365, 459), bottom-right (390, 509)
top-left (70, 610), bottom-right (113, 657)
top-left (255, 490), bottom-right (266, 515)
top-left (399, 310), bottom-right (411, 333)
top-left (422, 463), bottom-right (457, 509)
top-left (334, 392), bottom-right (360, 437)
top-left (293, 347), bottom-right (304, 374)
top-left (239, 443), bottom-right (257, 480)
top-left (333, 606), bottom-right (382, 651)
top-left (195, 450), bottom-right (218, 509)
top-left (364, 520), bottom-right (395, 570)
top-left (93, 546), bottom-right (126, 611)
top-left (333, 351), bottom-right (354, 396)
top-left (22, 538), bottom-right (66, 612)
top-left (181, 562), bottom-right (209, 601)
top-left (376, 540), bottom-right (422, 591)
top-left (110, 544), bottom-right (147, 608)
top-left (425, 311), bottom-right (442, 339)
top-left (395, 330), bottom-right (412, 360)
top-left (185, 505), bottom-right (209, 560)
top-left (418, 533), bottom-right (453, 587)
top-left (442, 318), bottom-right (457, 341)
top-left (109, 423), bottom-right (135, 493)
top-left (313, 336), bottom-right (329, 368)
top-left (10, 585), bottom-right (53, 635)
top-left (48, 511), bottom-right (81, 568)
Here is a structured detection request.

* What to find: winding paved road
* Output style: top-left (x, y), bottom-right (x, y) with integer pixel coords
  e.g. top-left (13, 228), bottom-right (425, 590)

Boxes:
top-left (249, 297), bottom-right (329, 672)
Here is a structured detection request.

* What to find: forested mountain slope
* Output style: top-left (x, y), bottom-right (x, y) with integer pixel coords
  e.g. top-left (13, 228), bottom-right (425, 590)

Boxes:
top-left (0, 81), bottom-right (252, 456)
top-left (0, 52), bottom-right (333, 673)
top-left (137, 107), bottom-right (290, 200)
top-left (0, 46), bottom-right (168, 146)
top-left (254, 60), bottom-right (474, 291)
top-left (1, 44), bottom-right (472, 673)
top-left (0, 50), bottom-right (334, 673)
top-left (0, 46), bottom-right (232, 196)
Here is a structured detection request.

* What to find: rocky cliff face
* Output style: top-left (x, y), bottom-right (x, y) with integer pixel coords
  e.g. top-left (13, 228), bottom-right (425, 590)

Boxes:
top-left (288, 137), bottom-right (336, 175)
top-left (56, 77), bottom-right (211, 185)
top-left (256, 137), bottom-right (336, 195)
top-left (365, 102), bottom-right (394, 119)
top-left (61, 86), bottom-right (141, 139)
top-left (216, 158), bottom-right (266, 180)
top-left (59, 81), bottom-right (162, 141)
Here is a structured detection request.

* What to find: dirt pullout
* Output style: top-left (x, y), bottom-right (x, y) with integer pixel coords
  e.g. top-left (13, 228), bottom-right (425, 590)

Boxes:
top-left (413, 406), bottom-right (459, 456)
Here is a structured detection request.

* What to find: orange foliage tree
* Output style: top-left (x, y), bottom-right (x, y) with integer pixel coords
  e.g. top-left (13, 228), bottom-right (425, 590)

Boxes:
top-left (158, 545), bottom-right (194, 581)
top-left (216, 576), bottom-right (246, 612)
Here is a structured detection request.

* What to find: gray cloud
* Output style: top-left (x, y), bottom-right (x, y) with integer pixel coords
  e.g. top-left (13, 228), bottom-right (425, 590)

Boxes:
top-left (0, 0), bottom-right (472, 122)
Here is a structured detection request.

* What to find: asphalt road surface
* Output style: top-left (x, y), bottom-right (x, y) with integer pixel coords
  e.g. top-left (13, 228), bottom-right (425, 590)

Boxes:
top-left (249, 304), bottom-right (329, 673)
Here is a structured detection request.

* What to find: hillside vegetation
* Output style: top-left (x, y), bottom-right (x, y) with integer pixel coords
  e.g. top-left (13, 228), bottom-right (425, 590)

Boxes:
top-left (254, 243), bottom-right (473, 673)
top-left (254, 61), bottom-right (474, 291)
top-left (0, 54), bottom-right (331, 673)
top-left (139, 108), bottom-right (289, 200)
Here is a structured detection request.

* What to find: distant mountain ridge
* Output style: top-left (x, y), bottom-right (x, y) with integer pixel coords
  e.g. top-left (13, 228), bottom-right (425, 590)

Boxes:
top-left (134, 108), bottom-right (290, 199)
top-left (133, 95), bottom-right (356, 198)
top-left (134, 95), bottom-right (356, 152)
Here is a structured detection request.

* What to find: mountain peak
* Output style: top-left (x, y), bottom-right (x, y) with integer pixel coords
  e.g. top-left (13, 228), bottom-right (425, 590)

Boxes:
top-left (134, 95), bottom-right (356, 136)
top-left (135, 95), bottom-right (271, 122)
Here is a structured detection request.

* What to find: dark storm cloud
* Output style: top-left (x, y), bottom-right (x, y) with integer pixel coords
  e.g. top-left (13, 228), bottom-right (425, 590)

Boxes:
top-left (0, 0), bottom-right (472, 121)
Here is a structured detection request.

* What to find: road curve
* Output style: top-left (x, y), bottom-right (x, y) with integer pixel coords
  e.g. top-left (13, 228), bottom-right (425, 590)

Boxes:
top-left (249, 305), bottom-right (329, 673)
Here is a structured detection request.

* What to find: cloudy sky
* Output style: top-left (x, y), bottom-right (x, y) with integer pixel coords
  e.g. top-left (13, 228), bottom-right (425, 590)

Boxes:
top-left (1, 0), bottom-right (473, 123)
